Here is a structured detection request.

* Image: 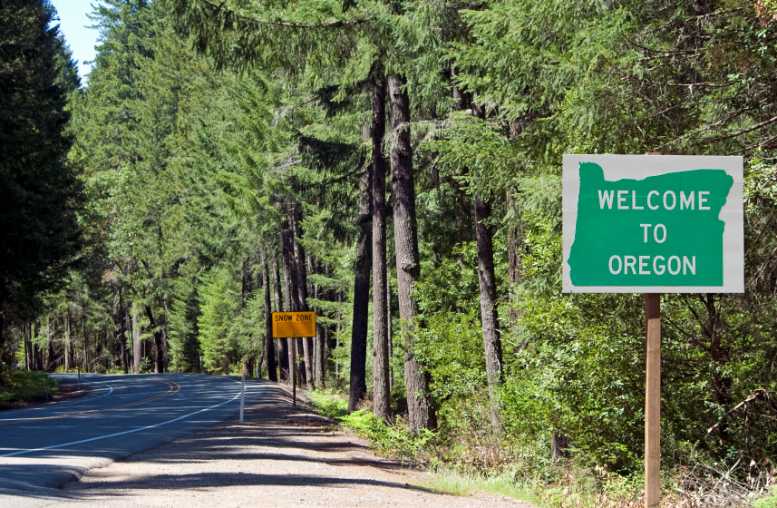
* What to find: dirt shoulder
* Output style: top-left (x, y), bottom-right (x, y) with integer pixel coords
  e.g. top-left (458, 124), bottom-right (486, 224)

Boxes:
top-left (35, 382), bottom-right (530, 508)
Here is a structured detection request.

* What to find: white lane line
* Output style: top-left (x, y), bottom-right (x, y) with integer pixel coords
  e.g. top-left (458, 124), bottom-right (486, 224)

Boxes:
top-left (79, 385), bottom-right (115, 404)
top-left (0, 389), bottom-right (241, 458)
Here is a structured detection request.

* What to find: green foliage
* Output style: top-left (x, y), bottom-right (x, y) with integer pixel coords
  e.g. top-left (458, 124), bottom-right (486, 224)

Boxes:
top-left (309, 389), bottom-right (436, 461)
top-left (0, 0), bottom-right (82, 340)
top-left (167, 279), bottom-right (201, 372)
top-left (197, 267), bottom-right (241, 373)
top-left (0, 371), bottom-right (58, 408)
top-left (755, 488), bottom-right (777, 508)
top-left (420, 469), bottom-right (540, 505)
top-left (4, 0), bottom-right (775, 504)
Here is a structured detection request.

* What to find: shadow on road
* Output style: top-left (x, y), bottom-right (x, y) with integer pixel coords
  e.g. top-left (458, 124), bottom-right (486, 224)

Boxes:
top-left (2, 382), bottom-right (422, 503)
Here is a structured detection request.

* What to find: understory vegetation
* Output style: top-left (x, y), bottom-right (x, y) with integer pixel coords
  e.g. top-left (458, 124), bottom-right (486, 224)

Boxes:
top-left (2, 0), bottom-right (777, 506)
top-left (0, 371), bottom-right (58, 409)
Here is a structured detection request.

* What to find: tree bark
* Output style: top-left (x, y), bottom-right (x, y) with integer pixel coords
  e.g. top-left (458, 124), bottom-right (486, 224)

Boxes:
top-left (114, 289), bottom-right (129, 374)
top-left (24, 322), bottom-right (33, 371)
top-left (281, 213), bottom-right (304, 386)
top-left (82, 316), bottom-right (88, 372)
top-left (132, 304), bottom-right (141, 373)
top-left (33, 320), bottom-right (43, 371)
top-left (64, 308), bottom-right (72, 371)
top-left (290, 203), bottom-right (315, 387)
top-left (263, 251), bottom-right (277, 381)
top-left (551, 432), bottom-right (570, 461)
top-left (316, 325), bottom-right (326, 388)
top-left (0, 313), bottom-right (5, 366)
top-left (388, 73), bottom-right (434, 432)
top-left (46, 315), bottom-right (55, 372)
top-left (370, 71), bottom-right (391, 421)
top-left (348, 156), bottom-right (372, 412)
top-left (702, 294), bottom-right (732, 441)
top-left (474, 196), bottom-right (504, 434)
top-left (144, 305), bottom-right (164, 374)
top-left (312, 265), bottom-right (325, 387)
top-left (273, 253), bottom-right (289, 381)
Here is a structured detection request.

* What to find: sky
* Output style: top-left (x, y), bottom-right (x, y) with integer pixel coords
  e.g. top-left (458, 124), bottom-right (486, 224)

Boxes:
top-left (50, 0), bottom-right (100, 81)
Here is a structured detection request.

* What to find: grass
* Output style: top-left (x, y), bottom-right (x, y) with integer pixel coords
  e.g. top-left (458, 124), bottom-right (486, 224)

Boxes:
top-left (754, 488), bottom-right (777, 508)
top-left (421, 469), bottom-right (541, 504)
top-left (307, 389), bottom-right (348, 419)
top-left (308, 390), bottom-right (774, 508)
top-left (307, 389), bottom-right (436, 461)
top-left (307, 390), bottom-right (651, 508)
top-left (0, 370), bottom-right (58, 408)
top-left (307, 390), bottom-right (541, 505)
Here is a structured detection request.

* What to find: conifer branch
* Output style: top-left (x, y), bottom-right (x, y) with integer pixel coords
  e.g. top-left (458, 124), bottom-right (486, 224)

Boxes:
top-left (200, 0), bottom-right (369, 31)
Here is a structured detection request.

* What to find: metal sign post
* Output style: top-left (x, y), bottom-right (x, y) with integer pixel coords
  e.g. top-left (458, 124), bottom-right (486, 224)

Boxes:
top-left (290, 338), bottom-right (297, 406)
top-left (271, 311), bottom-right (317, 407)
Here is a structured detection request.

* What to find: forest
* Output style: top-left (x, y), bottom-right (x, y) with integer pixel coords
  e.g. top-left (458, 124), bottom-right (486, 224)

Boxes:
top-left (1, 0), bottom-right (777, 505)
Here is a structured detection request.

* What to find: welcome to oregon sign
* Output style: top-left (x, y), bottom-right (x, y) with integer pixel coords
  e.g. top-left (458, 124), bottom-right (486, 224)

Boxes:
top-left (562, 155), bottom-right (744, 293)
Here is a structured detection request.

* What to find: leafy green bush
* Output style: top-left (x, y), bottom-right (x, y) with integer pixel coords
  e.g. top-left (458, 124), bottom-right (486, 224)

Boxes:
top-left (0, 370), bottom-right (57, 407)
top-left (308, 390), bottom-right (436, 462)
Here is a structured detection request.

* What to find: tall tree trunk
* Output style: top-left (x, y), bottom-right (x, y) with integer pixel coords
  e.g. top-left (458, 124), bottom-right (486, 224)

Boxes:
top-left (161, 297), bottom-right (170, 372)
top-left (348, 158), bottom-right (372, 412)
top-left (82, 316), bottom-right (88, 372)
top-left (241, 258), bottom-right (252, 306)
top-left (316, 325), bottom-right (326, 388)
top-left (387, 275), bottom-right (392, 393)
top-left (122, 307), bottom-right (130, 374)
top-left (24, 322), bottom-right (33, 371)
top-left (144, 305), bottom-right (164, 374)
top-left (273, 253), bottom-right (289, 381)
top-left (312, 264), bottom-right (325, 387)
top-left (701, 294), bottom-right (732, 440)
top-left (335, 296), bottom-right (342, 383)
top-left (0, 313), bottom-right (4, 365)
top-left (263, 252), bottom-right (277, 381)
top-left (33, 320), bottom-right (43, 370)
top-left (132, 304), bottom-right (141, 373)
top-left (370, 71), bottom-right (391, 421)
top-left (388, 73), bottom-right (434, 432)
top-left (281, 213), bottom-right (303, 386)
top-left (64, 308), bottom-right (71, 371)
top-left (46, 315), bottom-right (55, 371)
top-left (114, 289), bottom-right (129, 374)
top-left (291, 203), bottom-right (315, 387)
top-left (474, 196), bottom-right (504, 434)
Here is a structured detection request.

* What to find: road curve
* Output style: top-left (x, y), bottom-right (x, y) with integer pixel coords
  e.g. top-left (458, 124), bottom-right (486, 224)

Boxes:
top-left (0, 374), bottom-right (260, 495)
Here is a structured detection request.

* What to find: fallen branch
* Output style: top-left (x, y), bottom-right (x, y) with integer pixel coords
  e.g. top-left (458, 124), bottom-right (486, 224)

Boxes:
top-left (707, 388), bottom-right (774, 435)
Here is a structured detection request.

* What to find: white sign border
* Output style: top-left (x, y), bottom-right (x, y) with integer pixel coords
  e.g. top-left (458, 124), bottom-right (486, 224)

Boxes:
top-left (562, 154), bottom-right (744, 294)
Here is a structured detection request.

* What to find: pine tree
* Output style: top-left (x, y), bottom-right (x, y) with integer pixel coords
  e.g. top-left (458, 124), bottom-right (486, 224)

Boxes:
top-left (0, 0), bottom-right (82, 361)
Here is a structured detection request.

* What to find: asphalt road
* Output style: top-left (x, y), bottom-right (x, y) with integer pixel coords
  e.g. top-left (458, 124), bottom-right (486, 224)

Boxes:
top-left (0, 374), bottom-right (259, 496)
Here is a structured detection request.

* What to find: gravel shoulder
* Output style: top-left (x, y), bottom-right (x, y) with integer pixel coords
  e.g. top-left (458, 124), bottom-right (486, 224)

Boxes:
top-left (12, 382), bottom-right (532, 508)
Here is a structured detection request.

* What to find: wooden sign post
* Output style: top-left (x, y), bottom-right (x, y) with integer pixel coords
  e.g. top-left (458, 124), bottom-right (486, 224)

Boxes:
top-left (272, 311), bottom-right (317, 407)
top-left (562, 154), bottom-right (744, 508)
top-left (644, 293), bottom-right (661, 507)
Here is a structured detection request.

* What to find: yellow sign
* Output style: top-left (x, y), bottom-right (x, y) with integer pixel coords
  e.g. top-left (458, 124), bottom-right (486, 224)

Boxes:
top-left (272, 311), bottom-right (317, 338)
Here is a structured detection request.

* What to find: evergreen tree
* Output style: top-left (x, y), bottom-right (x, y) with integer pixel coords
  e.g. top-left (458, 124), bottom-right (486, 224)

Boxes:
top-left (0, 0), bottom-right (82, 363)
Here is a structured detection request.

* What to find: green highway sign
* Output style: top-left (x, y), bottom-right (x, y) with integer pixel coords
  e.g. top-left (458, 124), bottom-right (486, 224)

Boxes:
top-left (563, 155), bottom-right (744, 293)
